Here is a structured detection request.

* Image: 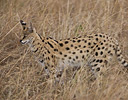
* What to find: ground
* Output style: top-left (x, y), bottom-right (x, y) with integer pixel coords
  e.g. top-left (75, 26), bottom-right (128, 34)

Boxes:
top-left (0, 0), bottom-right (128, 100)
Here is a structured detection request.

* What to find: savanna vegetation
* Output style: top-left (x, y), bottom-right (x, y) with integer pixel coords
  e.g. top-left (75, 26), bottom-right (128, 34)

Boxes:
top-left (0, 0), bottom-right (128, 100)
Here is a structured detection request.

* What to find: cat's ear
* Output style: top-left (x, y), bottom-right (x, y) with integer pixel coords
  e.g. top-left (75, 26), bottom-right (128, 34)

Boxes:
top-left (20, 20), bottom-right (27, 30)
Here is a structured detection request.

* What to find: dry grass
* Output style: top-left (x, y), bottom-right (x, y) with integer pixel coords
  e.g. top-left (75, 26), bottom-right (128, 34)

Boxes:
top-left (0, 0), bottom-right (128, 100)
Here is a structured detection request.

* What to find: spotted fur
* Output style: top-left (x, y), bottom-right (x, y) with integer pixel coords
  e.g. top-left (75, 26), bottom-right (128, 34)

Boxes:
top-left (20, 20), bottom-right (128, 80)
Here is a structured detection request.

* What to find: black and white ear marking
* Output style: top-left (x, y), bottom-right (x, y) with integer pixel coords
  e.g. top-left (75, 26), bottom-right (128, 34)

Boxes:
top-left (20, 20), bottom-right (35, 33)
top-left (20, 20), bottom-right (26, 25)
top-left (20, 20), bottom-right (27, 30)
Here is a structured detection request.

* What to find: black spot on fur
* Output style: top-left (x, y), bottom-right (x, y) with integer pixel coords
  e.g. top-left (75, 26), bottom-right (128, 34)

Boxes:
top-left (72, 52), bottom-right (76, 54)
top-left (88, 42), bottom-right (91, 45)
top-left (102, 47), bottom-right (105, 49)
top-left (99, 35), bottom-right (102, 37)
top-left (66, 47), bottom-right (70, 50)
top-left (59, 52), bottom-right (62, 55)
top-left (71, 44), bottom-right (73, 47)
top-left (73, 59), bottom-right (75, 61)
top-left (101, 42), bottom-right (103, 45)
top-left (51, 55), bottom-right (54, 58)
top-left (76, 56), bottom-right (78, 59)
top-left (96, 67), bottom-right (100, 71)
top-left (96, 38), bottom-right (98, 41)
top-left (77, 40), bottom-right (81, 43)
top-left (95, 34), bottom-right (98, 36)
top-left (94, 64), bottom-right (98, 66)
top-left (95, 52), bottom-right (98, 56)
top-left (110, 53), bottom-right (113, 56)
top-left (73, 40), bottom-right (76, 42)
top-left (96, 59), bottom-right (99, 62)
top-left (91, 46), bottom-right (94, 48)
top-left (59, 43), bottom-right (63, 47)
top-left (96, 45), bottom-right (99, 48)
top-left (83, 46), bottom-right (86, 48)
top-left (84, 40), bottom-right (87, 43)
top-left (47, 50), bottom-right (50, 54)
top-left (108, 50), bottom-right (111, 53)
top-left (98, 47), bottom-right (100, 50)
top-left (80, 50), bottom-right (83, 53)
top-left (93, 42), bottom-right (96, 45)
top-left (69, 57), bottom-right (71, 59)
top-left (54, 49), bottom-right (58, 51)
top-left (87, 50), bottom-right (89, 52)
top-left (65, 41), bottom-right (69, 44)
top-left (75, 46), bottom-right (77, 49)
top-left (64, 55), bottom-right (67, 57)
top-left (78, 45), bottom-right (81, 47)
top-left (99, 60), bottom-right (103, 63)
top-left (92, 59), bottom-right (96, 62)
top-left (48, 57), bottom-right (50, 60)
top-left (88, 36), bottom-right (93, 38)
top-left (100, 51), bottom-right (103, 55)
